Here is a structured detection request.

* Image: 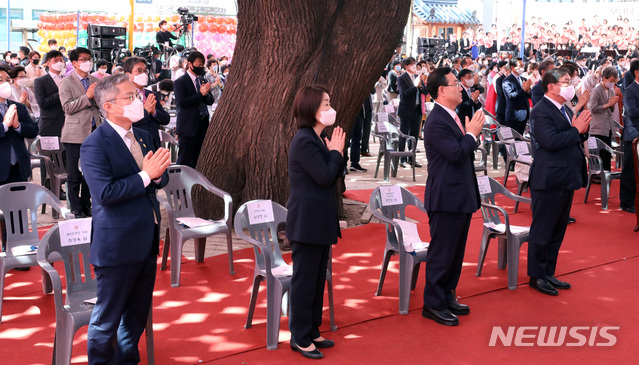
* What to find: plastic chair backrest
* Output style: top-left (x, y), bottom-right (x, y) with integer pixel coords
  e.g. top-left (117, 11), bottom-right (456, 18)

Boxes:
top-left (38, 225), bottom-right (96, 301)
top-left (234, 200), bottom-right (288, 273)
top-left (0, 182), bottom-right (65, 255)
top-left (508, 141), bottom-right (532, 159)
top-left (496, 126), bottom-right (524, 143)
top-left (373, 121), bottom-right (396, 151)
top-left (478, 177), bottom-right (511, 225)
top-left (162, 165), bottom-right (210, 219)
top-left (588, 137), bottom-right (616, 155)
top-left (369, 186), bottom-right (424, 249)
top-left (160, 131), bottom-right (178, 146)
top-left (31, 137), bottom-right (67, 176)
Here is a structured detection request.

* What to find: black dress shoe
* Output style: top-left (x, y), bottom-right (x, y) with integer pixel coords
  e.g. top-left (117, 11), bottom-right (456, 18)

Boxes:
top-left (447, 301), bottom-right (470, 316)
top-left (361, 152), bottom-right (373, 157)
top-left (349, 164), bottom-right (368, 173)
top-left (546, 275), bottom-right (571, 289)
top-left (312, 338), bottom-right (335, 348)
top-left (71, 210), bottom-right (87, 218)
top-left (409, 161), bottom-right (422, 168)
top-left (529, 277), bottom-right (558, 296)
top-left (422, 306), bottom-right (459, 326)
top-left (399, 162), bottom-right (407, 168)
top-left (621, 205), bottom-right (636, 214)
top-left (567, 216), bottom-right (576, 224)
top-left (290, 339), bottom-right (323, 359)
top-left (83, 206), bottom-right (92, 217)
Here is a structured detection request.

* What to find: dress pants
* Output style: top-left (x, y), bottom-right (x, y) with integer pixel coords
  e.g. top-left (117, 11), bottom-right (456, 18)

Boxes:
top-left (496, 112), bottom-right (505, 126)
top-left (398, 106), bottom-right (422, 163)
top-left (87, 248), bottom-right (157, 365)
top-left (64, 143), bottom-right (91, 212)
top-left (423, 211), bottom-right (472, 310)
top-left (506, 119), bottom-right (527, 135)
top-left (527, 189), bottom-right (573, 279)
top-left (619, 140), bottom-right (636, 208)
top-left (349, 115), bottom-right (363, 166)
top-left (360, 108), bottom-right (372, 154)
top-left (176, 117), bottom-right (209, 168)
top-left (289, 241), bottom-right (330, 348)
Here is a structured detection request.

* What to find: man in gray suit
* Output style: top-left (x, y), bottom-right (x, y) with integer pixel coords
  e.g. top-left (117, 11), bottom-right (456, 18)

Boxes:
top-left (59, 47), bottom-right (102, 217)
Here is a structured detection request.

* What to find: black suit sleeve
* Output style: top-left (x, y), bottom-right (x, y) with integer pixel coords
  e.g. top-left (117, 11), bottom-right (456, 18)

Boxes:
top-left (174, 76), bottom-right (213, 108)
top-left (33, 77), bottom-right (60, 108)
top-left (295, 136), bottom-right (343, 187)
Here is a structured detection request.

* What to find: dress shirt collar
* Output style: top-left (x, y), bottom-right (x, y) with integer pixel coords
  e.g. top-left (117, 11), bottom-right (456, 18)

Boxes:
top-left (105, 119), bottom-right (134, 143)
top-left (635, 80), bottom-right (639, 87)
top-left (543, 95), bottom-right (564, 111)
top-left (435, 101), bottom-right (458, 121)
top-left (75, 71), bottom-right (89, 81)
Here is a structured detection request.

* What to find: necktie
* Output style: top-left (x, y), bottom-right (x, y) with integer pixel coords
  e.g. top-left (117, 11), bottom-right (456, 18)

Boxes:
top-left (560, 106), bottom-right (572, 125)
top-left (81, 78), bottom-right (96, 127)
top-left (0, 102), bottom-right (16, 165)
top-left (125, 131), bottom-right (144, 170)
top-left (453, 113), bottom-right (465, 135)
top-left (195, 77), bottom-right (208, 118)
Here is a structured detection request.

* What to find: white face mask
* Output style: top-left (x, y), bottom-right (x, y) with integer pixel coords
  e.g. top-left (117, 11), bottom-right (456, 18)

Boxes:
top-left (133, 73), bottom-right (148, 87)
top-left (98, 68), bottom-right (107, 75)
top-left (50, 45), bottom-right (58, 51)
top-left (10, 59), bottom-right (19, 65)
top-left (318, 107), bottom-right (337, 127)
top-left (15, 78), bottom-right (27, 88)
top-left (464, 79), bottom-right (475, 88)
top-left (50, 61), bottom-right (66, 72)
top-left (571, 76), bottom-right (580, 87)
top-left (0, 82), bottom-right (12, 99)
top-left (604, 81), bottom-right (615, 89)
top-left (79, 60), bottom-right (93, 73)
top-left (559, 85), bottom-right (576, 101)
top-left (113, 98), bottom-right (145, 122)
top-left (408, 64), bottom-right (417, 73)
top-left (467, 65), bottom-right (476, 72)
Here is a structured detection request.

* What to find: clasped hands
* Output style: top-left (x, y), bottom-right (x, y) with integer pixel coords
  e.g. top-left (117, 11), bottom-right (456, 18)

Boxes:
top-left (142, 147), bottom-right (171, 180)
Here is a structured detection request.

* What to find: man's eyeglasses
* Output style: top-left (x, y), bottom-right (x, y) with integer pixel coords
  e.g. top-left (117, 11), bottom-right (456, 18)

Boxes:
top-left (443, 81), bottom-right (461, 87)
top-left (109, 91), bottom-right (143, 103)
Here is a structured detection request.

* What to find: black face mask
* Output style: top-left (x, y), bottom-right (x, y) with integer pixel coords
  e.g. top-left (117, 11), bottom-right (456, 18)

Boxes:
top-left (192, 66), bottom-right (205, 76)
top-left (32, 59), bottom-right (40, 65)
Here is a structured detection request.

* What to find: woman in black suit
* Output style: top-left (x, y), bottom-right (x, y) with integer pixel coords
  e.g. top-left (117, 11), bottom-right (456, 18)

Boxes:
top-left (287, 85), bottom-right (346, 359)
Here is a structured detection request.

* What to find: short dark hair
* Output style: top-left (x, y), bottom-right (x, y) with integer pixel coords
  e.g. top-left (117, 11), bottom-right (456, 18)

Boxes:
top-left (158, 79), bottom-right (174, 92)
top-left (221, 65), bottom-right (230, 73)
top-left (45, 50), bottom-right (63, 61)
top-left (427, 67), bottom-right (452, 100)
top-left (629, 59), bottom-right (639, 79)
top-left (457, 69), bottom-right (473, 80)
top-left (206, 58), bottom-right (218, 68)
top-left (159, 20), bottom-right (167, 27)
top-left (19, 46), bottom-right (30, 56)
top-left (576, 55), bottom-right (587, 61)
top-left (96, 59), bottom-right (109, 69)
top-left (560, 61), bottom-right (579, 77)
top-left (293, 85), bottom-right (329, 129)
top-left (602, 66), bottom-right (618, 79)
top-left (68, 47), bottom-right (91, 62)
top-left (0, 65), bottom-right (8, 75)
top-left (187, 51), bottom-right (205, 65)
top-left (2, 51), bottom-right (10, 59)
top-left (509, 58), bottom-right (522, 68)
top-left (402, 57), bottom-right (415, 67)
top-left (48, 39), bottom-right (57, 46)
top-left (8, 66), bottom-right (25, 79)
top-left (497, 60), bottom-right (509, 70)
top-left (538, 59), bottom-right (554, 75)
top-left (123, 56), bottom-right (147, 73)
top-left (541, 68), bottom-right (569, 93)
top-left (28, 51), bottom-right (40, 59)
top-left (391, 60), bottom-right (401, 68)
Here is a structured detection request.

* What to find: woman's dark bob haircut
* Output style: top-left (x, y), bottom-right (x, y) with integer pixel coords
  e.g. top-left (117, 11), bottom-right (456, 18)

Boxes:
top-left (293, 84), bottom-right (329, 129)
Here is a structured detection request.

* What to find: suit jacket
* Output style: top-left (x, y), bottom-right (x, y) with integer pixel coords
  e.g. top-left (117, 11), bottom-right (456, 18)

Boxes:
top-left (502, 73), bottom-right (531, 122)
top-left (494, 74), bottom-right (506, 115)
top-left (423, 104), bottom-right (480, 213)
top-left (80, 122), bottom-right (169, 267)
top-left (397, 72), bottom-right (427, 118)
top-left (529, 97), bottom-right (588, 190)
top-left (0, 100), bottom-right (39, 181)
top-left (622, 80), bottom-right (639, 141)
top-left (174, 72), bottom-right (214, 138)
top-left (33, 73), bottom-right (65, 137)
top-left (132, 89), bottom-right (171, 148)
top-left (286, 127), bottom-right (343, 246)
top-left (59, 73), bottom-right (102, 144)
top-left (456, 86), bottom-right (482, 126)
top-left (588, 83), bottom-right (615, 136)
top-left (530, 81), bottom-right (544, 106)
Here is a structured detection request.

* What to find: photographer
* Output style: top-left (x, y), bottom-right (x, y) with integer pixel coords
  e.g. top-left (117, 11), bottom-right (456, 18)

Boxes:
top-left (156, 20), bottom-right (178, 53)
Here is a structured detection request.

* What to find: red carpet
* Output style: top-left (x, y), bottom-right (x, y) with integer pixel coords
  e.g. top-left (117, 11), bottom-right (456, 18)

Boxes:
top-left (0, 181), bottom-right (637, 364)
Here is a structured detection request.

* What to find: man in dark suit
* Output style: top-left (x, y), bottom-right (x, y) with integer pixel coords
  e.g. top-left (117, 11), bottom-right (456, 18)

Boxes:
top-left (82, 74), bottom-right (170, 364)
top-left (528, 68), bottom-right (591, 296)
top-left (0, 66), bottom-right (39, 185)
top-left (174, 51), bottom-right (214, 168)
top-left (619, 60), bottom-right (639, 213)
top-left (494, 60), bottom-right (510, 125)
top-left (459, 34), bottom-right (471, 55)
top-left (422, 67), bottom-right (483, 326)
top-left (531, 59), bottom-right (555, 106)
top-left (397, 57), bottom-right (427, 167)
top-left (123, 56), bottom-right (170, 148)
top-left (455, 69), bottom-right (482, 126)
top-left (34, 50), bottom-right (66, 137)
top-left (502, 58), bottom-right (533, 134)
top-left (576, 56), bottom-right (589, 78)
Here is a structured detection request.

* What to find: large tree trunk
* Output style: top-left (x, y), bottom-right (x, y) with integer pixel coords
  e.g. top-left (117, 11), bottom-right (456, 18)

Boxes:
top-left (196, 0), bottom-right (411, 218)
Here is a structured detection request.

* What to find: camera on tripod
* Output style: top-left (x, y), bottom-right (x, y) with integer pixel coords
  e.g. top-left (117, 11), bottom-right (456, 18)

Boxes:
top-left (177, 7), bottom-right (198, 27)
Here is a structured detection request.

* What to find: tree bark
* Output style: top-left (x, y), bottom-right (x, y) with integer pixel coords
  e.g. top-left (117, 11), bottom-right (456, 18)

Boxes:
top-left (196, 0), bottom-right (411, 219)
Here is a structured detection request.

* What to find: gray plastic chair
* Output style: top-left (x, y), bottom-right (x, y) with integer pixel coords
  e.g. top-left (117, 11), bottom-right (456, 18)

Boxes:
top-left (234, 200), bottom-right (336, 350)
top-left (37, 225), bottom-right (155, 365)
top-left (502, 141), bottom-right (532, 187)
top-left (476, 177), bottom-right (531, 290)
top-left (0, 182), bottom-right (73, 323)
top-left (159, 130), bottom-right (179, 164)
top-left (372, 121), bottom-right (416, 182)
top-left (369, 186), bottom-right (429, 314)
top-left (475, 145), bottom-right (488, 175)
top-left (158, 165), bottom-right (234, 287)
top-left (30, 137), bottom-right (68, 218)
top-left (584, 137), bottom-right (623, 210)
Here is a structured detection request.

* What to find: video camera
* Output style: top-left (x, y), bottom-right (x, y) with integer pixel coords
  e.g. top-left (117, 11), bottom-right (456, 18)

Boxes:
top-left (177, 7), bottom-right (198, 26)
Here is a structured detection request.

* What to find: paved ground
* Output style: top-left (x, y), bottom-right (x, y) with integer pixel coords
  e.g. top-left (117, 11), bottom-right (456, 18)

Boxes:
top-left (32, 136), bottom-right (507, 261)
